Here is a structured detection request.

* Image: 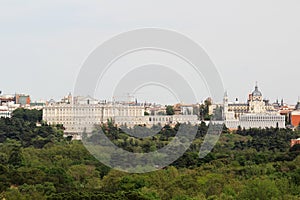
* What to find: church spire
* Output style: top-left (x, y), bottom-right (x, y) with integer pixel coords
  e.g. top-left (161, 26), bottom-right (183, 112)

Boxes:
top-left (224, 90), bottom-right (228, 98)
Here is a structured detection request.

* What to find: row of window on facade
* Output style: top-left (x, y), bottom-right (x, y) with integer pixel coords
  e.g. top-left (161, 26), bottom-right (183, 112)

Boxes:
top-left (241, 116), bottom-right (283, 121)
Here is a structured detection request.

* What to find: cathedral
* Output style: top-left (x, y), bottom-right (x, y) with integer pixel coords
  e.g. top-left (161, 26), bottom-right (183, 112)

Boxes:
top-left (223, 84), bottom-right (285, 129)
top-left (224, 84), bottom-right (276, 120)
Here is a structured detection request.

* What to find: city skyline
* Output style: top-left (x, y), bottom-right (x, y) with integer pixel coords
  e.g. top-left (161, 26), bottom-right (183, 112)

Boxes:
top-left (1, 82), bottom-right (299, 106)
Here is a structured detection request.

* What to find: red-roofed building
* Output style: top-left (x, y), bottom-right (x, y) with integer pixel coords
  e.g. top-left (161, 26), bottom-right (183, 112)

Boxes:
top-left (291, 138), bottom-right (300, 147)
top-left (291, 111), bottom-right (300, 127)
top-left (291, 101), bottom-right (300, 127)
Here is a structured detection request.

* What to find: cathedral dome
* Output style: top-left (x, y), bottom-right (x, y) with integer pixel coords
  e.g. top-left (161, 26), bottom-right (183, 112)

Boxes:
top-left (252, 85), bottom-right (262, 97)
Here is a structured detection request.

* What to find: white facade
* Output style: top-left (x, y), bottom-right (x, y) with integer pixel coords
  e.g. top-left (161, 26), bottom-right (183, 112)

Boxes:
top-left (181, 105), bottom-right (194, 115)
top-left (0, 109), bottom-right (11, 118)
top-left (225, 114), bottom-right (285, 129)
top-left (0, 103), bottom-right (20, 118)
top-left (223, 85), bottom-right (286, 129)
top-left (43, 95), bottom-right (200, 134)
top-left (114, 115), bottom-right (199, 127)
top-left (43, 96), bottom-right (145, 133)
top-left (43, 103), bottom-right (145, 133)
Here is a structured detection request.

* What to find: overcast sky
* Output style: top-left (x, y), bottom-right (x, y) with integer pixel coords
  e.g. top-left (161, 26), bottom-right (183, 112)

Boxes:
top-left (1, 0), bottom-right (299, 105)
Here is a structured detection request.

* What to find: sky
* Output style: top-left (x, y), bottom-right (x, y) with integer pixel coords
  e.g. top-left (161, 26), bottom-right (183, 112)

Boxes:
top-left (0, 0), bottom-right (299, 105)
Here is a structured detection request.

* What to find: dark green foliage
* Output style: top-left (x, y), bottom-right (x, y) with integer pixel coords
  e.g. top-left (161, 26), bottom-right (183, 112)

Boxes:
top-left (0, 117), bottom-right (63, 148)
top-left (12, 108), bottom-right (42, 123)
top-left (1, 112), bottom-right (300, 199)
top-left (200, 99), bottom-right (212, 120)
top-left (290, 144), bottom-right (300, 152)
top-left (166, 105), bottom-right (174, 115)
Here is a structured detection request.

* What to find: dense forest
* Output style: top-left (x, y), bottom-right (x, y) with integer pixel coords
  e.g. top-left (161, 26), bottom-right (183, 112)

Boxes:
top-left (0, 108), bottom-right (300, 199)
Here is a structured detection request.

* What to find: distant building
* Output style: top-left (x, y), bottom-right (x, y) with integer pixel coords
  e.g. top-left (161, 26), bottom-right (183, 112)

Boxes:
top-left (208, 104), bottom-right (217, 115)
top-left (291, 100), bottom-right (300, 127)
top-left (291, 138), bottom-right (300, 147)
top-left (0, 94), bottom-right (19, 118)
top-left (0, 106), bottom-right (11, 118)
top-left (43, 94), bottom-right (200, 136)
top-left (0, 95), bottom-right (14, 104)
top-left (43, 95), bottom-right (145, 133)
top-left (223, 84), bottom-right (285, 129)
top-left (115, 115), bottom-right (198, 127)
top-left (173, 103), bottom-right (199, 116)
top-left (181, 105), bottom-right (194, 115)
top-left (30, 100), bottom-right (46, 110)
top-left (225, 113), bottom-right (285, 130)
top-left (15, 94), bottom-right (30, 106)
top-left (225, 85), bottom-right (276, 119)
top-left (145, 104), bottom-right (167, 115)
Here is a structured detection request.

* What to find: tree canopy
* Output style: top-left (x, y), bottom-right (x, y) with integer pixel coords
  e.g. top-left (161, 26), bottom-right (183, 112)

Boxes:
top-left (0, 109), bottom-right (300, 199)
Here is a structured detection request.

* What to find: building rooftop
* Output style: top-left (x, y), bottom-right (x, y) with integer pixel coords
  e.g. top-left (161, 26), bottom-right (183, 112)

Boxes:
top-left (252, 85), bottom-right (262, 97)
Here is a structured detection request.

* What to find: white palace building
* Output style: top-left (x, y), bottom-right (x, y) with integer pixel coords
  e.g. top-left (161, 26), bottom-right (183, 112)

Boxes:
top-left (42, 94), bottom-right (198, 135)
top-left (223, 84), bottom-right (285, 129)
top-left (43, 94), bottom-right (144, 133)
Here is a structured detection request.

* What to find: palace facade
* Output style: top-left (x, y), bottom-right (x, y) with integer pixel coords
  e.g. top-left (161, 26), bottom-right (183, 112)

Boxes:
top-left (43, 94), bottom-right (199, 135)
top-left (43, 94), bottom-right (145, 133)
